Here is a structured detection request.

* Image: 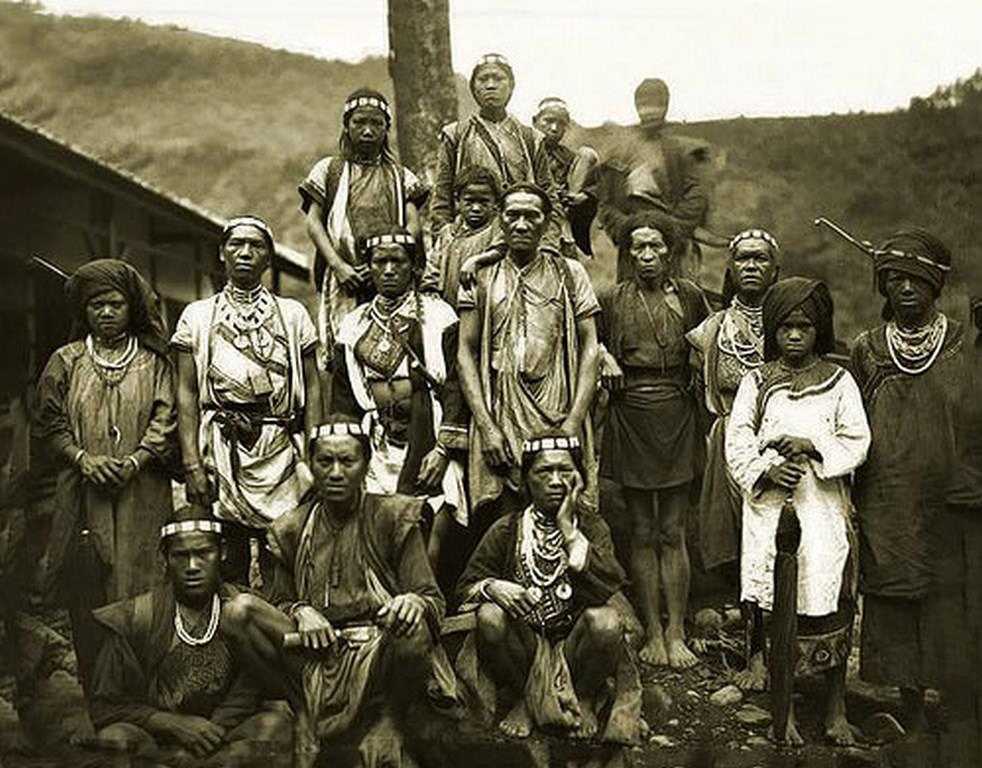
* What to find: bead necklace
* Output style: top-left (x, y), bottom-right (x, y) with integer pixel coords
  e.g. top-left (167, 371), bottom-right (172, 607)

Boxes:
top-left (369, 291), bottom-right (417, 354)
top-left (223, 284), bottom-right (275, 358)
top-left (718, 298), bottom-right (764, 370)
top-left (86, 335), bottom-right (138, 386)
top-left (174, 593), bottom-right (221, 646)
top-left (519, 508), bottom-right (569, 594)
top-left (886, 313), bottom-right (947, 376)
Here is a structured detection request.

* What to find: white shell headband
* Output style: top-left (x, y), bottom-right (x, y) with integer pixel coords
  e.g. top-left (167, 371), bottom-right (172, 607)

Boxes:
top-left (160, 520), bottom-right (223, 539)
top-left (309, 422), bottom-right (366, 440)
top-left (729, 228), bottom-right (779, 254)
top-left (536, 97), bottom-right (569, 115)
top-left (344, 96), bottom-right (391, 120)
top-left (522, 436), bottom-right (581, 454)
top-left (364, 233), bottom-right (415, 250)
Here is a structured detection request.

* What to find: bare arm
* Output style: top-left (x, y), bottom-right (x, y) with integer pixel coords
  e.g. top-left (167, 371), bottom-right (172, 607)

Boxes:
top-left (304, 202), bottom-right (345, 275)
top-left (560, 315), bottom-right (599, 434)
top-left (175, 351), bottom-right (213, 504)
top-left (457, 309), bottom-right (493, 433)
top-left (302, 348), bottom-right (322, 438)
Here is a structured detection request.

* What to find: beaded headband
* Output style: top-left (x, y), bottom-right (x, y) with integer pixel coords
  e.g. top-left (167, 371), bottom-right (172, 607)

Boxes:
top-left (536, 97), bottom-right (569, 115)
top-left (873, 247), bottom-right (951, 273)
top-left (729, 228), bottom-right (779, 254)
top-left (309, 423), bottom-right (365, 440)
top-left (522, 436), bottom-right (581, 454)
top-left (223, 215), bottom-right (274, 244)
top-left (160, 520), bottom-right (223, 539)
top-left (364, 233), bottom-right (415, 250)
top-left (344, 95), bottom-right (391, 120)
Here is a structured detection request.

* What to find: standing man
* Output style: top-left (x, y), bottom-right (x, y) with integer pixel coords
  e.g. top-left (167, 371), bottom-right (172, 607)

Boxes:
top-left (596, 78), bottom-right (721, 281)
top-left (430, 54), bottom-right (561, 242)
top-left (172, 216), bottom-right (322, 589)
top-left (457, 183), bottom-right (600, 517)
top-left (851, 228), bottom-right (964, 733)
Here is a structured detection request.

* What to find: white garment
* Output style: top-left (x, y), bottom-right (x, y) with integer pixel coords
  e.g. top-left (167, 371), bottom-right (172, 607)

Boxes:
top-left (725, 365), bottom-right (870, 616)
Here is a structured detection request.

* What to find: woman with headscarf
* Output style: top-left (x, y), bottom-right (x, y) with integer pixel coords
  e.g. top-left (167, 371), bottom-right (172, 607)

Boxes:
top-left (687, 229), bottom-right (779, 573)
top-left (849, 228), bottom-right (970, 735)
top-left (299, 88), bottom-right (429, 367)
top-left (35, 259), bottom-right (176, 690)
top-left (430, 54), bottom-right (562, 242)
top-left (726, 277), bottom-right (870, 745)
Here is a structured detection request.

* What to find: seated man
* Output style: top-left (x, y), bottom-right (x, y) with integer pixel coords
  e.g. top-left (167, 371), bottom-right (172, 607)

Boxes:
top-left (221, 414), bottom-right (445, 767)
top-left (89, 505), bottom-right (290, 766)
top-left (455, 433), bottom-right (643, 744)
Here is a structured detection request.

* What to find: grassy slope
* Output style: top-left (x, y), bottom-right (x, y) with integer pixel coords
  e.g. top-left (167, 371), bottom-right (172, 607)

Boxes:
top-left (1, 2), bottom-right (979, 338)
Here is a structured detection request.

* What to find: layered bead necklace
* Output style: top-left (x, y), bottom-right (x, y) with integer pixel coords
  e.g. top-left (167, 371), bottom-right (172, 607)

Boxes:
top-left (886, 312), bottom-right (947, 376)
top-left (368, 291), bottom-right (418, 354)
top-left (86, 334), bottom-right (138, 387)
top-left (519, 508), bottom-right (572, 602)
top-left (718, 297), bottom-right (764, 370)
top-left (174, 593), bottom-right (221, 646)
top-left (223, 284), bottom-right (275, 359)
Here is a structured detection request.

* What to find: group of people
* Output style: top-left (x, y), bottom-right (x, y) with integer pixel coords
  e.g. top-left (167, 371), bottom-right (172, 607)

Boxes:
top-left (13, 51), bottom-right (982, 768)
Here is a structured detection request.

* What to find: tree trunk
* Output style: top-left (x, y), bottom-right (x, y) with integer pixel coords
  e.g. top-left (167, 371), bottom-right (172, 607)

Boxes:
top-left (387, 0), bottom-right (457, 179)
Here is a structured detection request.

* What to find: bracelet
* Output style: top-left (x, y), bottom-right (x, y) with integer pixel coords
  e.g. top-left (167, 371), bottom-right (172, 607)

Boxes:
top-left (183, 461), bottom-right (204, 473)
top-left (125, 455), bottom-right (140, 473)
top-left (289, 601), bottom-right (310, 619)
top-left (73, 448), bottom-right (86, 466)
top-left (433, 442), bottom-right (449, 458)
top-left (478, 579), bottom-right (495, 603)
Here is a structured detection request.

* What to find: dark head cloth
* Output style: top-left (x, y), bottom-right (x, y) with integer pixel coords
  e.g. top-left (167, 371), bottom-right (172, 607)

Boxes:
top-left (762, 277), bottom-right (835, 362)
top-left (65, 259), bottom-right (168, 355)
top-left (874, 227), bottom-right (951, 295)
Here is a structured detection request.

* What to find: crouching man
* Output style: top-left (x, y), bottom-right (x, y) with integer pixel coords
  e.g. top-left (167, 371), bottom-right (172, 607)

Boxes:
top-left (220, 414), bottom-right (445, 767)
top-left (88, 505), bottom-right (291, 766)
top-left (455, 433), bottom-right (643, 744)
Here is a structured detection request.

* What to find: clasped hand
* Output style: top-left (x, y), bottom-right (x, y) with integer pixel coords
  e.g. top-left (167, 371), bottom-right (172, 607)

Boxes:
top-left (79, 453), bottom-right (137, 490)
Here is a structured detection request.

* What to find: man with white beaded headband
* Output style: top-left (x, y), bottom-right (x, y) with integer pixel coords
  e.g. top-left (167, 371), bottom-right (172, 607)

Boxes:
top-left (299, 88), bottom-right (428, 368)
top-left (220, 415), bottom-right (445, 767)
top-left (687, 229), bottom-right (779, 576)
top-left (171, 215), bottom-right (322, 591)
top-left (430, 53), bottom-right (562, 242)
top-left (849, 227), bottom-right (967, 733)
top-left (455, 432), bottom-right (643, 745)
top-left (87, 505), bottom-right (290, 766)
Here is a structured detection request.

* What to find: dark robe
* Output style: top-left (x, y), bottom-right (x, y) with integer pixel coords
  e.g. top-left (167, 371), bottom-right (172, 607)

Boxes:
top-left (89, 584), bottom-right (259, 732)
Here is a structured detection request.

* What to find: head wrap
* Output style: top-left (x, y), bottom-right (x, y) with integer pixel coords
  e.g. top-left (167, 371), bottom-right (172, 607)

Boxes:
top-left (762, 277), bottom-right (835, 362)
top-left (722, 228), bottom-right (780, 304)
top-left (160, 505), bottom-right (223, 543)
top-left (65, 258), bottom-right (169, 355)
top-left (470, 53), bottom-right (515, 93)
top-left (342, 88), bottom-right (392, 124)
top-left (873, 228), bottom-right (951, 308)
top-left (535, 97), bottom-right (570, 119)
top-left (617, 210), bottom-right (680, 265)
top-left (221, 215), bottom-right (275, 254)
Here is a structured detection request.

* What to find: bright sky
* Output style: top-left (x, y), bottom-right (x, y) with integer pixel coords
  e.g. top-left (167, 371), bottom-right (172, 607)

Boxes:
top-left (39, 0), bottom-right (982, 126)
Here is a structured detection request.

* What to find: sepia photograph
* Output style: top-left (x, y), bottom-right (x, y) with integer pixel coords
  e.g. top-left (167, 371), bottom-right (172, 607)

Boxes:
top-left (0, 1), bottom-right (980, 765)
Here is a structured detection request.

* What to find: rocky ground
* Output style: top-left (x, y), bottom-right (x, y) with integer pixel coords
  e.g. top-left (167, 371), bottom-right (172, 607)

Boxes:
top-left (0, 602), bottom-right (942, 768)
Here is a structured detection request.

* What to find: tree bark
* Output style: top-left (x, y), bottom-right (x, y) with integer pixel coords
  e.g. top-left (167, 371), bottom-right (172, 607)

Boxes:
top-left (387, 0), bottom-right (458, 179)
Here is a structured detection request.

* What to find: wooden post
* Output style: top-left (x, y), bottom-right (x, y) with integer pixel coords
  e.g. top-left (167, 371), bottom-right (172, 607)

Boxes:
top-left (386, 0), bottom-right (457, 177)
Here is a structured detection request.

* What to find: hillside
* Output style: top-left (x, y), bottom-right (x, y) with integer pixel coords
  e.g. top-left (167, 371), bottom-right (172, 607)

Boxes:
top-left (1, 1), bottom-right (980, 339)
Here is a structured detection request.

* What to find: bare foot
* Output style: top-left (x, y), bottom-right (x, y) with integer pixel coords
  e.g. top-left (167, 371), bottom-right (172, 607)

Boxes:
top-left (733, 651), bottom-right (768, 691)
top-left (666, 636), bottom-right (699, 669)
top-left (571, 700), bottom-right (599, 740)
top-left (499, 699), bottom-right (533, 739)
top-left (769, 717), bottom-right (804, 747)
top-left (639, 633), bottom-right (669, 666)
top-left (825, 715), bottom-right (861, 746)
